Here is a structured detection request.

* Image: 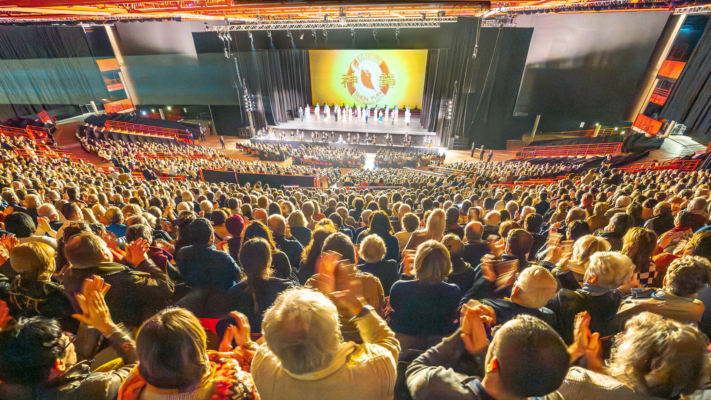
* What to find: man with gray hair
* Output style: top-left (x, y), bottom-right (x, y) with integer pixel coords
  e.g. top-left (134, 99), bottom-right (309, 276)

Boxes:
top-left (268, 214), bottom-right (303, 271)
top-left (462, 221), bottom-right (488, 267)
top-left (253, 287), bottom-right (399, 400)
top-left (687, 196), bottom-right (708, 232)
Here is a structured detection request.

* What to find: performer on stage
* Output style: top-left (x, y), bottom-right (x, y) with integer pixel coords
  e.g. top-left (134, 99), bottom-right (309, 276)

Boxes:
top-left (315, 103), bottom-right (320, 120)
top-left (304, 105), bottom-right (310, 120)
top-left (334, 105), bottom-right (339, 122)
top-left (299, 107), bottom-right (304, 121)
top-left (395, 106), bottom-right (399, 121)
top-left (376, 109), bottom-right (381, 121)
top-left (391, 109), bottom-right (396, 125)
top-left (405, 107), bottom-right (411, 126)
top-left (324, 104), bottom-right (330, 120)
top-left (357, 105), bottom-right (361, 119)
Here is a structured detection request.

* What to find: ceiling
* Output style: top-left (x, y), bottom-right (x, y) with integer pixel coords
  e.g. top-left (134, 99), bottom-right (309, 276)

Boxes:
top-left (0, 0), bottom-right (706, 23)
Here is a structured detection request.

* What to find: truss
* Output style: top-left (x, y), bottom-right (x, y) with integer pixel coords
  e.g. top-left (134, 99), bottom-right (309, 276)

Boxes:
top-left (211, 17), bottom-right (459, 31)
top-left (674, 5), bottom-right (711, 14)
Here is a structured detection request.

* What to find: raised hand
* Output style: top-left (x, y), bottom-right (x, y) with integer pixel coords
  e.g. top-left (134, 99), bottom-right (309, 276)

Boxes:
top-left (124, 238), bottom-right (149, 267)
top-left (219, 311), bottom-right (252, 352)
top-left (330, 288), bottom-right (367, 318)
top-left (72, 276), bottom-right (116, 336)
top-left (460, 304), bottom-right (492, 355)
top-left (0, 233), bottom-right (19, 252)
top-left (37, 216), bottom-right (53, 233)
top-left (568, 311), bottom-right (602, 369)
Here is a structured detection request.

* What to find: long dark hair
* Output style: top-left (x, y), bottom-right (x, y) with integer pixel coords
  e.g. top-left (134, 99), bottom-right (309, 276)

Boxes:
top-left (366, 211), bottom-right (394, 238)
top-left (239, 238), bottom-right (273, 314)
top-left (242, 221), bottom-right (277, 252)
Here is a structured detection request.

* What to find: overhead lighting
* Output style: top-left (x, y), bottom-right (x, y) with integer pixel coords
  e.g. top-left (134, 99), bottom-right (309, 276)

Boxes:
top-left (312, 29), bottom-right (317, 39)
top-left (395, 28), bottom-right (400, 40)
top-left (351, 28), bottom-right (355, 39)
top-left (167, 106), bottom-right (172, 111)
top-left (267, 30), bottom-right (272, 41)
top-left (373, 28), bottom-right (377, 41)
top-left (151, 109), bottom-right (155, 112)
top-left (299, 31), bottom-right (305, 40)
top-left (141, 111), bottom-right (147, 116)
top-left (287, 29), bottom-right (292, 40)
top-left (248, 31), bottom-right (253, 42)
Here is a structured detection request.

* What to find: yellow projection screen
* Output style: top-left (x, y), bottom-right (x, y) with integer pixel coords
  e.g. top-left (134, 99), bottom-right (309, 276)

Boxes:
top-left (309, 49), bottom-right (427, 108)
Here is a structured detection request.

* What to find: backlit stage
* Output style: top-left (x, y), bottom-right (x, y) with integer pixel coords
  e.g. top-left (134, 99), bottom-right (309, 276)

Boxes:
top-left (269, 114), bottom-right (439, 147)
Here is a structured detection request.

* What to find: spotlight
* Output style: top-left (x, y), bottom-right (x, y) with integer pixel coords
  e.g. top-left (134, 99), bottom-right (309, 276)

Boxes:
top-left (351, 28), bottom-right (355, 39)
top-left (395, 28), bottom-right (400, 40)
top-left (167, 106), bottom-right (172, 111)
top-left (248, 31), bottom-right (253, 42)
top-left (267, 30), bottom-right (272, 41)
top-left (373, 28), bottom-right (377, 41)
top-left (151, 109), bottom-right (155, 112)
top-left (323, 29), bottom-right (328, 38)
top-left (300, 31), bottom-right (305, 40)
top-left (312, 29), bottom-right (317, 39)
top-left (141, 111), bottom-right (147, 116)
top-left (472, 45), bottom-right (478, 58)
top-left (287, 29), bottom-right (292, 40)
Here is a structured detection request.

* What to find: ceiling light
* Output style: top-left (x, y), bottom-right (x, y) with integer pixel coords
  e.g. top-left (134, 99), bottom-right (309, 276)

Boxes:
top-left (300, 31), bottom-right (305, 40)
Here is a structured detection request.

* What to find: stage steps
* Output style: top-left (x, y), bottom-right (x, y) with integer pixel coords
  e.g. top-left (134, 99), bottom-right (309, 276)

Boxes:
top-left (661, 136), bottom-right (707, 157)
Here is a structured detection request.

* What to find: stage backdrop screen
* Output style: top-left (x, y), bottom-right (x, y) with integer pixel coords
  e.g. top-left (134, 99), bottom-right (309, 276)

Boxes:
top-left (309, 49), bottom-right (427, 108)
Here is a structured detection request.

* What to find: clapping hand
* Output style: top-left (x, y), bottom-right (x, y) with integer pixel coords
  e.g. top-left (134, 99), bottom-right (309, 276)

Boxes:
top-left (219, 311), bottom-right (251, 352)
top-left (124, 238), bottom-right (149, 267)
top-left (72, 276), bottom-right (117, 336)
top-left (0, 233), bottom-right (19, 252)
top-left (37, 217), bottom-right (53, 233)
top-left (460, 303), bottom-right (494, 355)
top-left (568, 311), bottom-right (603, 370)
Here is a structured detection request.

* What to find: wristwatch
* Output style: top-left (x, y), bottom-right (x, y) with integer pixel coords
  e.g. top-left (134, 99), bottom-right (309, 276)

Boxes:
top-left (348, 305), bottom-right (374, 323)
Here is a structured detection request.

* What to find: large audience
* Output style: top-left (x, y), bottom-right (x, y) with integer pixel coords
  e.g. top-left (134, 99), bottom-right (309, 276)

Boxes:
top-left (1, 133), bottom-right (711, 400)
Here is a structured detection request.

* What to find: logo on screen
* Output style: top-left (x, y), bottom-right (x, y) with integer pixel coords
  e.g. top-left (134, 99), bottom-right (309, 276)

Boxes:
top-left (343, 52), bottom-right (395, 105)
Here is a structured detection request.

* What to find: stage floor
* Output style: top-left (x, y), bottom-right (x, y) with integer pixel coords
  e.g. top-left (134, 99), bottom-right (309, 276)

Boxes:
top-left (272, 115), bottom-right (432, 135)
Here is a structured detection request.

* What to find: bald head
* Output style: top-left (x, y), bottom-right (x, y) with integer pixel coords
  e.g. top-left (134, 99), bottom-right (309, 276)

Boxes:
top-left (465, 221), bottom-right (484, 242)
top-left (268, 214), bottom-right (287, 236)
top-left (254, 208), bottom-right (268, 224)
top-left (512, 266), bottom-right (557, 309)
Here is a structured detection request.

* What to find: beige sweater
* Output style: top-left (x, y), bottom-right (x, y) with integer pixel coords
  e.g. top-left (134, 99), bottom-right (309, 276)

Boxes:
top-left (252, 310), bottom-right (400, 400)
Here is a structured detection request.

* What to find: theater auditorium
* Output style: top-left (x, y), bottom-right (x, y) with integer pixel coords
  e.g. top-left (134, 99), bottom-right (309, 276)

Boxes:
top-left (1, 1), bottom-right (711, 399)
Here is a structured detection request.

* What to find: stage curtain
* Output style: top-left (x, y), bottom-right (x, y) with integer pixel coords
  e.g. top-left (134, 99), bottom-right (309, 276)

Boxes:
top-left (234, 48), bottom-right (312, 130)
top-left (0, 26), bottom-right (109, 105)
top-left (661, 21), bottom-right (711, 137)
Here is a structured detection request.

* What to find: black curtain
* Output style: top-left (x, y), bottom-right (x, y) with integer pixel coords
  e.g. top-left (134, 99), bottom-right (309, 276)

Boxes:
top-left (233, 48), bottom-right (311, 130)
top-left (661, 20), bottom-right (711, 138)
top-left (420, 18), bottom-right (534, 148)
top-left (0, 26), bottom-right (109, 106)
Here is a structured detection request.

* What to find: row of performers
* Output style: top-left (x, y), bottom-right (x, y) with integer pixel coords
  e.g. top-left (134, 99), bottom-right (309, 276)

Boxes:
top-left (298, 104), bottom-right (412, 125)
top-left (257, 129), bottom-right (435, 147)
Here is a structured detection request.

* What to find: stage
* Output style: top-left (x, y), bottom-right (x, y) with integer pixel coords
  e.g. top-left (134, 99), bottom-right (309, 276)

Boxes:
top-left (269, 114), bottom-right (439, 147)
top-left (251, 138), bottom-right (446, 156)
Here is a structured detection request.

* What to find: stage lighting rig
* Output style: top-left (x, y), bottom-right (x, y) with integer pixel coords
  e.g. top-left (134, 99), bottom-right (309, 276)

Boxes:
top-left (287, 30), bottom-right (292, 40)
top-left (312, 29), bottom-right (317, 39)
top-left (323, 14), bottom-right (329, 21)
top-left (267, 30), bottom-right (272, 41)
top-left (438, 11), bottom-right (446, 18)
top-left (339, 7), bottom-right (347, 22)
top-left (300, 31), bottom-right (305, 40)
top-left (421, 12), bottom-right (426, 21)
top-left (248, 31), bottom-right (253, 42)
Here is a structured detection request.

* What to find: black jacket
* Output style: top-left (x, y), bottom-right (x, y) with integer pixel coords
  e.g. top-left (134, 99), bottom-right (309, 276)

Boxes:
top-left (177, 244), bottom-right (242, 291)
top-left (481, 297), bottom-right (556, 327)
top-left (290, 226), bottom-right (312, 247)
top-left (461, 242), bottom-right (489, 268)
top-left (63, 259), bottom-right (174, 329)
top-left (547, 284), bottom-right (623, 344)
top-left (358, 259), bottom-right (400, 296)
top-left (273, 234), bottom-right (304, 274)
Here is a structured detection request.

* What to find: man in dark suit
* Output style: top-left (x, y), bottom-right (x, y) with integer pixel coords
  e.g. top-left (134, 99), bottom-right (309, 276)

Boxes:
top-left (462, 221), bottom-right (490, 267)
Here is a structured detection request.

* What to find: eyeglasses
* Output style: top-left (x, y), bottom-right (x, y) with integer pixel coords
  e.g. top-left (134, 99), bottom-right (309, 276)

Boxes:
top-left (61, 332), bottom-right (76, 352)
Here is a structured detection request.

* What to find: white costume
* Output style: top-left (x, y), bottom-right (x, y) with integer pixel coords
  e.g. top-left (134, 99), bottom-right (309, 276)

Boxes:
top-left (315, 104), bottom-right (320, 120)
top-left (405, 109), bottom-right (411, 126)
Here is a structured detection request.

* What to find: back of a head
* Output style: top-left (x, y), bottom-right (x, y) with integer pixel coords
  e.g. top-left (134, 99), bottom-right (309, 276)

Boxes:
top-left (240, 237), bottom-right (272, 281)
top-left (64, 232), bottom-right (106, 268)
top-left (359, 234), bottom-right (386, 263)
top-left (611, 212), bottom-right (634, 235)
top-left (187, 217), bottom-right (213, 246)
top-left (665, 256), bottom-right (711, 297)
top-left (268, 214), bottom-right (287, 236)
top-left (442, 234), bottom-right (463, 256)
top-left (493, 315), bottom-right (570, 398)
top-left (125, 223), bottom-right (152, 244)
top-left (507, 229), bottom-right (533, 258)
top-left (137, 308), bottom-right (208, 390)
top-left (328, 213), bottom-right (343, 228)
top-left (262, 288), bottom-right (340, 375)
top-left (9, 242), bottom-right (56, 281)
top-left (0, 317), bottom-right (64, 385)
top-left (465, 221), bottom-right (484, 242)
top-left (586, 251), bottom-right (634, 288)
top-left (414, 240), bottom-right (452, 284)
top-left (322, 232), bottom-right (356, 264)
top-left (524, 213), bottom-right (543, 234)
top-left (514, 266), bottom-right (557, 309)
top-left (445, 206), bottom-right (459, 226)
top-left (4, 212), bottom-right (35, 238)
top-left (610, 312), bottom-right (710, 398)
top-left (402, 213), bottom-right (420, 233)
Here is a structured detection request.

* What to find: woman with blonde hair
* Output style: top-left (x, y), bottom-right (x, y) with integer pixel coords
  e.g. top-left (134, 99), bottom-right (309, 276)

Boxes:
top-left (118, 308), bottom-right (258, 399)
top-left (558, 235), bottom-right (611, 283)
top-left (404, 208), bottom-right (445, 251)
top-left (287, 210), bottom-right (311, 246)
top-left (389, 240), bottom-right (461, 350)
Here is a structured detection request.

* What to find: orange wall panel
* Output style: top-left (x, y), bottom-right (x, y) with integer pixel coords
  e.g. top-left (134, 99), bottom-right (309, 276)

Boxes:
top-left (658, 60), bottom-right (685, 80)
top-left (96, 58), bottom-right (120, 72)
